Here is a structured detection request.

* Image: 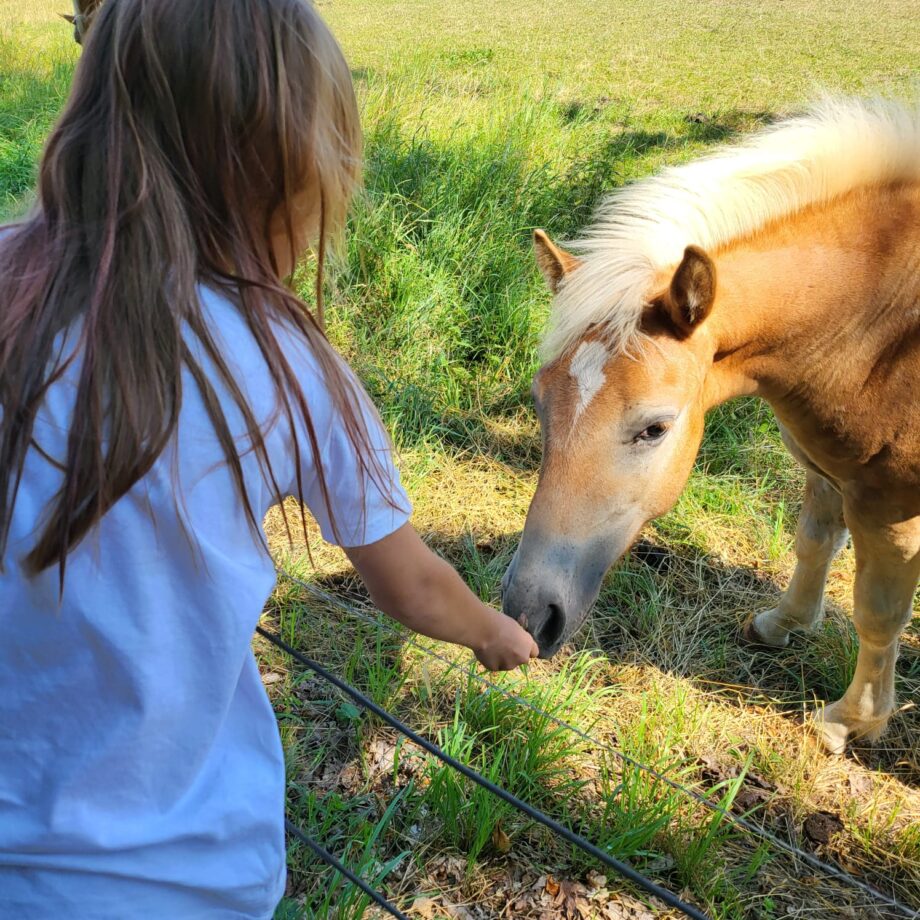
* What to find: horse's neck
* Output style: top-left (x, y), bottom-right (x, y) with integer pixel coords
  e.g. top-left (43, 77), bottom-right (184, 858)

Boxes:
top-left (707, 183), bottom-right (920, 491)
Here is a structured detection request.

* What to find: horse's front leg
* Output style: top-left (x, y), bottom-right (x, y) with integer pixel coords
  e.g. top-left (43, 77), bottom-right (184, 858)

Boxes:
top-left (811, 513), bottom-right (920, 754)
top-left (745, 469), bottom-right (847, 647)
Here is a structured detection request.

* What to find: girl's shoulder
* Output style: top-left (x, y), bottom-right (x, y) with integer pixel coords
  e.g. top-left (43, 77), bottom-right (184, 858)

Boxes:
top-left (197, 283), bottom-right (329, 374)
top-left (190, 283), bottom-right (368, 457)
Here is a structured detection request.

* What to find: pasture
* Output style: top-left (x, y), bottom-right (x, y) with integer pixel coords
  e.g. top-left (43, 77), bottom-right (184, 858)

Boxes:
top-left (2, 1), bottom-right (920, 917)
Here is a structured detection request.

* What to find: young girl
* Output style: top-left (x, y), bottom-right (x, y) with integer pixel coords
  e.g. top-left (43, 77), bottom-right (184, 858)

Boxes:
top-left (0, 2), bottom-right (537, 917)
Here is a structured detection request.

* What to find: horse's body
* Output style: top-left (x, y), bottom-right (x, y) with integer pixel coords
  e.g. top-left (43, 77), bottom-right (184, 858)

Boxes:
top-left (502, 98), bottom-right (920, 753)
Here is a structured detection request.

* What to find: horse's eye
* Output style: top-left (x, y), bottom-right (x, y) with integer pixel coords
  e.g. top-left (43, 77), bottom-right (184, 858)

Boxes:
top-left (635, 423), bottom-right (668, 443)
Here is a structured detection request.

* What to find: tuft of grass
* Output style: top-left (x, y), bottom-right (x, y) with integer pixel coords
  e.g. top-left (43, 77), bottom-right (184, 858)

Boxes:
top-left (279, 786), bottom-right (411, 920)
top-left (422, 654), bottom-right (607, 865)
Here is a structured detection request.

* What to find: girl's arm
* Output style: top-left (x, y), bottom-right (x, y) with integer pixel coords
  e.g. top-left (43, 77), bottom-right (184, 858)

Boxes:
top-left (345, 523), bottom-right (538, 671)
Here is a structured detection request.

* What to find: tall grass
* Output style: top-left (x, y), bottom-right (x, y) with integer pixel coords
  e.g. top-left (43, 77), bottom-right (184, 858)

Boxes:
top-left (0, 23), bottom-right (76, 217)
top-left (320, 73), bottom-right (775, 454)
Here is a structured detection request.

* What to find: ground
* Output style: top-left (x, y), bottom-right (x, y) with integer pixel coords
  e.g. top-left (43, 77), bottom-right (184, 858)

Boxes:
top-left (2, 1), bottom-right (919, 918)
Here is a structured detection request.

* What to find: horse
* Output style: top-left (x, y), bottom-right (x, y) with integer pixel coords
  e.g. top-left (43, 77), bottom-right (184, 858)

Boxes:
top-left (61, 0), bottom-right (104, 44)
top-left (501, 97), bottom-right (920, 754)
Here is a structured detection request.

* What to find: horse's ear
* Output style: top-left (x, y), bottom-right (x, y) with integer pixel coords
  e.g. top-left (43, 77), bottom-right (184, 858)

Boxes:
top-left (63, 0), bottom-right (102, 44)
top-left (533, 229), bottom-right (582, 294)
top-left (665, 245), bottom-right (716, 333)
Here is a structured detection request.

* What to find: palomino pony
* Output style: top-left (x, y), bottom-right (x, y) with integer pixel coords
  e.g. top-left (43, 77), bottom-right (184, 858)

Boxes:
top-left (502, 98), bottom-right (920, 754)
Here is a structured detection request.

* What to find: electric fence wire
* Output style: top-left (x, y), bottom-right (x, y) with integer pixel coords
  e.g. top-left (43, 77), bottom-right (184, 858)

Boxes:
top-left (275, 568), bottom-right (919, 920)
top-left (257, 623), bottom-right (712, 920)
top-left (283, 819), bottom-right (410, 920)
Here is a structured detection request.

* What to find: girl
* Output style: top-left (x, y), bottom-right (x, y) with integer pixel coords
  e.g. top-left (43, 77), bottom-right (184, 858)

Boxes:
top-left (0, 2), bottom-right (538, 918)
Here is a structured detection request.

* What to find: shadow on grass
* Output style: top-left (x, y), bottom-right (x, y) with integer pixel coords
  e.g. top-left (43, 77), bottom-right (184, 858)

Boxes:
top-left (591, 537), bottom-right (918, 787)
top-left (270, 527), bottom-right (919, 918)
top-left (277, 523), bottom-right (919, 790)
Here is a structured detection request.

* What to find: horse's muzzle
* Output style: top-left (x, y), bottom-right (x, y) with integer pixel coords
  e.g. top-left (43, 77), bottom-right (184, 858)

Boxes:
top-left (500, 536), bottom-right (613, 658)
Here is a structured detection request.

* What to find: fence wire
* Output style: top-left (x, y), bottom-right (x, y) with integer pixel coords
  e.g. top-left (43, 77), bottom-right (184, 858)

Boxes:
top-left (275, 568), bottom-right (919, 920)
top-left (284, 818), bottom-right (410, 920)
top-left (258, 623), bottom-right (711, 920)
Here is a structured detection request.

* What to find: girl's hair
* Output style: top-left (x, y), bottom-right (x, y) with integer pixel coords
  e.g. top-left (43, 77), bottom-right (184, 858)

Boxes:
top-left (0, 0), bottom-right (386, 583)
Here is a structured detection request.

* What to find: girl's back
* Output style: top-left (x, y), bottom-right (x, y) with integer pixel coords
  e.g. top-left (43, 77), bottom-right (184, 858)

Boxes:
top-left (0, 288), bottom-right (375, 917)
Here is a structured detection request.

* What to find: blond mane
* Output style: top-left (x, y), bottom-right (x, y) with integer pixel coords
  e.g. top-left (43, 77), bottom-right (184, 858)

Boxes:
top-left (542, 96), bottom-right (920, 361)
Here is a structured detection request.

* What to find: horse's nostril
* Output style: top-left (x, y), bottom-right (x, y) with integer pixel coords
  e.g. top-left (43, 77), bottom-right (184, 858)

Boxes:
top-left (535, 603), bottom-right (565, 647)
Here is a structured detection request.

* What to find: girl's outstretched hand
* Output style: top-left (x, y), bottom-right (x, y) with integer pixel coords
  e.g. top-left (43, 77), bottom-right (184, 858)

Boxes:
top-left (472, 606), bottom-right (539, 671)
top-left (345, 523), bottom-right (539, 671)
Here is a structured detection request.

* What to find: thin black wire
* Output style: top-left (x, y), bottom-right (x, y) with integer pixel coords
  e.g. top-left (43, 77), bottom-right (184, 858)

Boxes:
top-left (278, 570), bottom-right (920, 920)
top-left (284, 819), bottom-right (410, 920)
top-left (257, 624), bottom-right (711, 920)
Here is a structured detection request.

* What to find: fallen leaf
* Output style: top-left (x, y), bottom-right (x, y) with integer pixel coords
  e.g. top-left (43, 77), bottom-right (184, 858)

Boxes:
top-left (335, 701), bottom-right (362, 722)
top-left (644, 854), bottom-right (676, 874)
top-left (412, 897), bottom-right (439, 919)
top-left (491, 820), bottom-right (512, 854)
top-left (586, 871), bottom-right (608, 889)
top-left (848, 771), bottom-right (873, 797)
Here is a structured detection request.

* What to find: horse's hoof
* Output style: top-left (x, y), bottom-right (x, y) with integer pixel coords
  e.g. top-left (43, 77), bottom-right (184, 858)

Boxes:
top-left (806, 708), bottom-right (848, 755)
top-left (807, 702), bottom-right (890, 754)
top-left (740, 613), bottom-right (789, 650)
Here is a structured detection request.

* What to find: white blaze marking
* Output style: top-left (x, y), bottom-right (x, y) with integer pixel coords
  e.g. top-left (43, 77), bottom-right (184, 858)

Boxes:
top-left (569, 340), bottom-right (608, 420)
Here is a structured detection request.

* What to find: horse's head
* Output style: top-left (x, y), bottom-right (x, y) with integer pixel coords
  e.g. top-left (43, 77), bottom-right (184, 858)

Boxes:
top-left (61, 0), bottom-right (104, 44)
top-left (502, 230), bottom-right (720, 656)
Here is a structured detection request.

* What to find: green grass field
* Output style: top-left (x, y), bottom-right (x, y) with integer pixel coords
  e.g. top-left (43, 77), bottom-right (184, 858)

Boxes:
top-left (3, 1), bottom-right (920, 918)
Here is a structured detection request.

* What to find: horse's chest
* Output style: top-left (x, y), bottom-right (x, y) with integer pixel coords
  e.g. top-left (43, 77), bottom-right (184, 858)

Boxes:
top-left (778, 424), bottom-right (844, 492)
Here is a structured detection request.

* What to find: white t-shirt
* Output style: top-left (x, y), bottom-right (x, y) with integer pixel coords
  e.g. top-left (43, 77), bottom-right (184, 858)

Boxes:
top-left (0, 285), bottom-right (411, 919)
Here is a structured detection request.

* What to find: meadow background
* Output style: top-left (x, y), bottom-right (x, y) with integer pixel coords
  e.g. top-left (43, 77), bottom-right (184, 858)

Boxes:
top-left (2, 1), bottom-right (920, 917)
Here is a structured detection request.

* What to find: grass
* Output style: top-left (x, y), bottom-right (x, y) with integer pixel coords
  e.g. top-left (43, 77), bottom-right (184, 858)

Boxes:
top-left (3, 1), bottom-right (920, 918)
